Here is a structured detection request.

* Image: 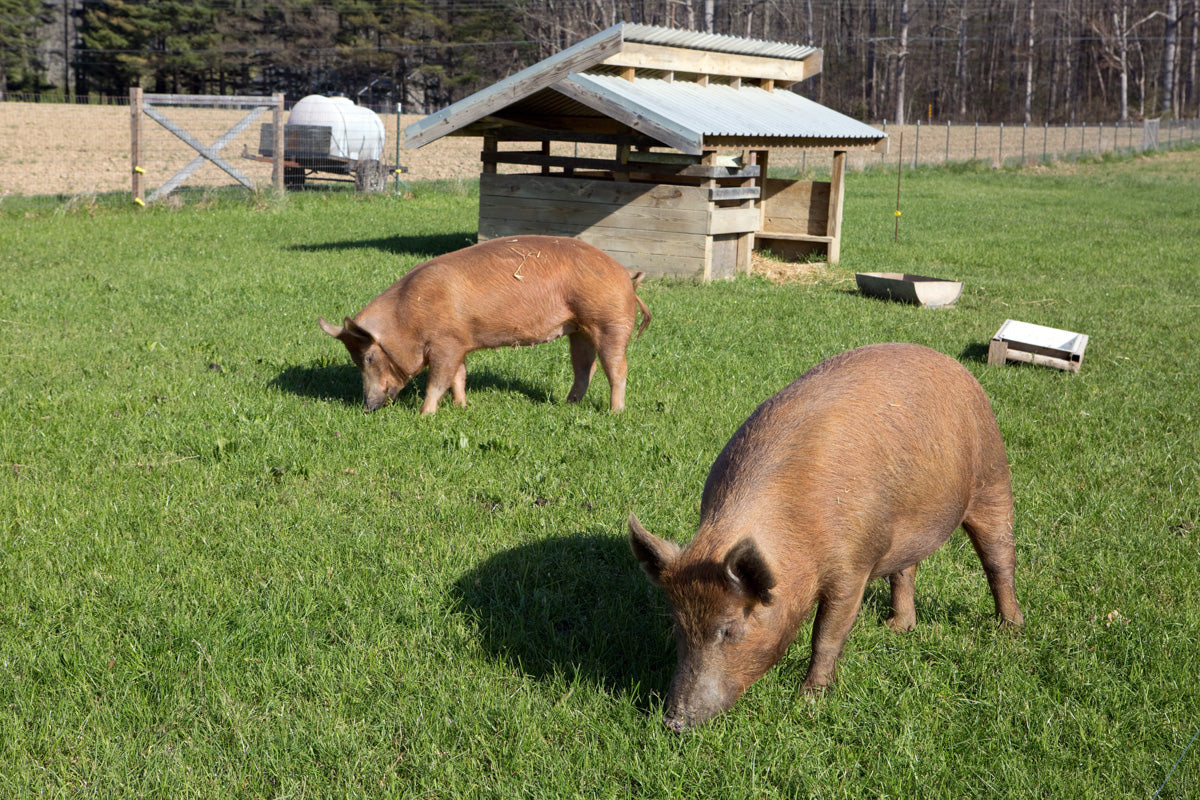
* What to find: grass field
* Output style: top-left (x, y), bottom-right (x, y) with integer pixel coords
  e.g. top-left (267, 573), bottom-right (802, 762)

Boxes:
top-left (2, 150), bottom-right (1199, 798)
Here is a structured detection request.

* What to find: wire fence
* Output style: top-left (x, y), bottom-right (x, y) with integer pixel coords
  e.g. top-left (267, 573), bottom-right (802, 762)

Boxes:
top-left (769, 117), bottom-right (1200, 176)
top-left (2, 93), bottom-right (1199, 211)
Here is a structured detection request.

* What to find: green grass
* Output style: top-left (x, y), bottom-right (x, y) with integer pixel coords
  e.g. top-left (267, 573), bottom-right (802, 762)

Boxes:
top-left (2, 150), bottom-right (1199, 798)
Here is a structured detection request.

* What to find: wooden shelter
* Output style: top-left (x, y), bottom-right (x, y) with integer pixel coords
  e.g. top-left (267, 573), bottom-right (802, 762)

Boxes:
top-left (405, 24), bottom-right (887, 280)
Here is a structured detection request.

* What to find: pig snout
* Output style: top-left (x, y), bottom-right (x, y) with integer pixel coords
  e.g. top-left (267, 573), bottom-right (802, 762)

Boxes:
top-left (362, 382), bottom-right (401, 413)
top-left (662, 662), bottom-right (744, 732)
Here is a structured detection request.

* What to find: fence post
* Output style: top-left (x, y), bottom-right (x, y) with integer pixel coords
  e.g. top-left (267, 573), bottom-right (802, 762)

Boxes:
top-left (945, 120), bottom-right (951, 163)
top-left (1021, 122), bottom-right (1026, 163)
top-left (1063, 123), bottom-right (1068, 154)
top-left (130, 86), bottom-right (144, 205)
top-left (1081, 122), bottom-right (1086, 153)
top-left (974, 122), bottom-right (978, 160)
top-left (998, 122), bottom-right (1004, 166)
top-left (272, 92), bottom-right (285, 192)
top-left (914, 120), bottom-right (921, 168)
top-left (881, 119), bottom-right (887, 163)
top-left (1043, 122), bottom-right (1048, 162)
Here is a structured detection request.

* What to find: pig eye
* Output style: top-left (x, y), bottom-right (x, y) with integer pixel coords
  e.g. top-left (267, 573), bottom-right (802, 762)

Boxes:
top-left (715, 621), bottom-right (743, 644)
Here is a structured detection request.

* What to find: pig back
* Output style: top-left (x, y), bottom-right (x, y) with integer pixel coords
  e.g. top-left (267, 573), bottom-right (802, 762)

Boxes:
top-left (377, 236), bottom-right (639, 344)
top-left (699, 344), bottom-right (1008, 557)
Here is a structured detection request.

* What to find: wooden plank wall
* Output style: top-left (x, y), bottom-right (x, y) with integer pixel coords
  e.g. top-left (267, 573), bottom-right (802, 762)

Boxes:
top-left (761, 178), bottom-right (830, 236)
top-left (478, 173), bottom-right (759, 278)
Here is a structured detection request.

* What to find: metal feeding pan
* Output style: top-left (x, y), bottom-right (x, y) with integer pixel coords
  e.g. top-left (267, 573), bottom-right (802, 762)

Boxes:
top-left (855, 272), bottom-right (964, 308)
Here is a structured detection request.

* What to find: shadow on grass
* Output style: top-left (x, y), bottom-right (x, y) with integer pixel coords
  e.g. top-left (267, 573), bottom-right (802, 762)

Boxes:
top-left (452, 530), bottom-right (674, 709)
top-left (859, 577), bottom-right (975, 628)
top-left (271, 359), bottom-right (557, 410)
top-left (287, 231), bottom-right (476, 258)
top-left (958, 342), bottom-right (992, 365)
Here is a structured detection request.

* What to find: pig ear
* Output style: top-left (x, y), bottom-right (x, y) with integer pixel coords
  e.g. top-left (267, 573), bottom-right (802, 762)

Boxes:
top-left (628, 513), bottom-right (680, 585)
top-left (340, 317), bottom-right (376, 347)
top-left (724, 539), bottom-right (776, 606)
top-left (318, 316), bottom-right (344, 338)
top-left (319, 316), bottom-right (374, 349)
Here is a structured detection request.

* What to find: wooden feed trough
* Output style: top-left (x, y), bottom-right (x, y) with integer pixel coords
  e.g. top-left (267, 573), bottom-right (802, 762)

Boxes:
top-left (855, 272), bottom-right (964, 307)
top-left (404, 24), bottom-right (887, 280)
top-left (988, 319), bottom-right (1089, 372)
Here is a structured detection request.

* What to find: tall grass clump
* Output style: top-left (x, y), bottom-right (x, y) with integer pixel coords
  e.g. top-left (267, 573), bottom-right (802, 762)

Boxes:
top-left (2, 153), bottom-right (1198, 798)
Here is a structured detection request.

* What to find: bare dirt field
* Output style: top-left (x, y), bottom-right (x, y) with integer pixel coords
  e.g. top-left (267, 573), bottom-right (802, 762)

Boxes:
top-left (0, 103), bottom-right (490, 198)
top-left (5, 100), bottom-right (1175, 201)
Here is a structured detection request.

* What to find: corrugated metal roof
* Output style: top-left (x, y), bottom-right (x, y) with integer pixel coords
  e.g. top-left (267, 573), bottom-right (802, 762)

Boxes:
top-left (405, 22), bottom-right (883, 152)
top-left (619, 23), bottom-right (819, 62)
top-left (561, 74), bottom-right (884, 153)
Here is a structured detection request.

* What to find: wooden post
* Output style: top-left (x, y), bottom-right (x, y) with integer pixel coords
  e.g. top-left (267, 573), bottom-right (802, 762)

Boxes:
top-left (734, 148), bottom-right (755, 275)
top-left (754, 148), bottom-right (770, 231)
top-left (826, 150), bottom-right (847, 264)
top-left (482, 136), bottom-right (498, 175)
top-left (130, 86), bottom-right (144, 205)
top-left (614, 143), bottom-right (631, 182)
top-left (271, 92), bottom-right (285, 192)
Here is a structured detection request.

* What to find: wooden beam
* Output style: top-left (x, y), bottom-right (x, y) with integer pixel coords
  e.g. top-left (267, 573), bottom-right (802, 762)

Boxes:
top-left (480, 148), bottom-right (761, 178)
top-left (826, 150), bottom-right (847, 264)
top-left (552, 79), bottom-right (702, 154)
top-left (482, 137), bottom-right (498, 174)
top-left (142, 93), bottom-right (279, 106)
top-left (406, 26), bottom-right (626, 149)
top-left (601, 41), bottom-right (820, 83)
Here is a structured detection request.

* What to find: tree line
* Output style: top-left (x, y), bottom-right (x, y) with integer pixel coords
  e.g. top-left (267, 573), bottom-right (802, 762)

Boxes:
top-left (2, 0), bottom-right (1197, 124)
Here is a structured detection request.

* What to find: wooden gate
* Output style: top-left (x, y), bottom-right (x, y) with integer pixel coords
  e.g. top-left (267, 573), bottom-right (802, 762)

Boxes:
top-left (130, 88), bottom-right (284, 203)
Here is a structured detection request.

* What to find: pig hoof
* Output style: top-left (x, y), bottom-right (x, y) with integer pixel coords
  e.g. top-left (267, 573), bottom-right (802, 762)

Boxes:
top-left (799, 679), bottom-right (833, 697)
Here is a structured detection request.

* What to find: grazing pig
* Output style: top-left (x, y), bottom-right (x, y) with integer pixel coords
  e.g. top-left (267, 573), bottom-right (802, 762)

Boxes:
top-left (319, 235), bottom-right (650, 414)
top-left (629, 343), bottom-right (1024, 731)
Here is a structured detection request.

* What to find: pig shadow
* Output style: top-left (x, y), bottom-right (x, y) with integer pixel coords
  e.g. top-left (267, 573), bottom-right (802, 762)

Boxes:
top-left (271, 361), bottom-right (363, 406)
top-left (288, 231), bottom-right (476, 258)
top-left (451, 530), bottom-right (675, 707)
top-left (271, 360), bottom-right (555, 409)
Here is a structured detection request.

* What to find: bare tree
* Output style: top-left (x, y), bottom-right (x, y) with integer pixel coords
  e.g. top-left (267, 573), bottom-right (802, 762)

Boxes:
top-left (895, 0), bottom-right (909, 123)
top-left (1023, 0), bottom-right (1036, 123)
top-left (956, 0), bottom-right (969, 117)
top-left (1189, 1), bottom-right (1199, 110)
top-left (1162, 0), bottom-right (1179, 115)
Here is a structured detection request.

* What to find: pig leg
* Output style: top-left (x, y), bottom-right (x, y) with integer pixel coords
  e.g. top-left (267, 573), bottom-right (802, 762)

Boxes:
top-left (566, 332), bottom-right (597, 403)
top-left (802, 573), bottom-right (872, 690)
top-left (962, 490), bottom-right (1024, 628)
top-left (885, 565), bottom-right (918, 632)
top-left (594, 335), bottom-right (629, 412)
top-left (450, 363), bottom-right (467, 407)
top-left (421, 350), bottom-right (468, 415)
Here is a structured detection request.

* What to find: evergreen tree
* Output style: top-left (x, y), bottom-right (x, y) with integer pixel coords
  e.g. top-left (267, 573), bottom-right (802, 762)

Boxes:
top-left (0, 0), bottom-right (52, 96)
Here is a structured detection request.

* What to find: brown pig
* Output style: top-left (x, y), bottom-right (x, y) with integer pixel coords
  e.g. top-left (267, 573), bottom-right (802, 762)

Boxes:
top-left (629, 343), bottom-right (1023, 731)
top-left (319, 235), bottom-right (650, 414)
